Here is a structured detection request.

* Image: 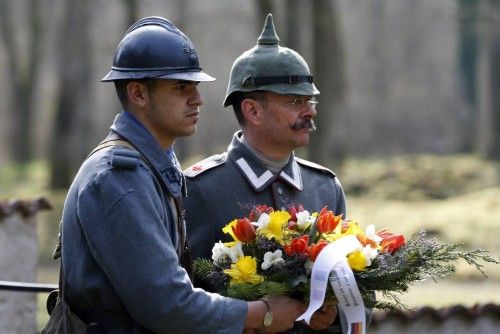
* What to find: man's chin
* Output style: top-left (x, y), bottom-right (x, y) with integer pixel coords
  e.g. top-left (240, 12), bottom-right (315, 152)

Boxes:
top-left (293, 136), bottom-right (310, 148)
top-left (180, 126), bottom-right (197, 138)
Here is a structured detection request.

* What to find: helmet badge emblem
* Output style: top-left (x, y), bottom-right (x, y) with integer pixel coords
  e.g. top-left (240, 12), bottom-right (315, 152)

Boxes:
top-left (183, 41), bottom-right (198, 65)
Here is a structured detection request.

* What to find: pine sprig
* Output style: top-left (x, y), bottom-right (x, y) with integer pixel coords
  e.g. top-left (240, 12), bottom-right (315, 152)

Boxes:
top-left (224, 281), bottom-right (292, 300)
top-left (193, 258), bottom-right (215, 281)
top-left (354, 230), bottom-right (499, 309)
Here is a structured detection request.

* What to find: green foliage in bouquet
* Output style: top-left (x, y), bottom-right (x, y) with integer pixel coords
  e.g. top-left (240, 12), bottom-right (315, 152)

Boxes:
top-left (355, 230), bottom-right (498, 309)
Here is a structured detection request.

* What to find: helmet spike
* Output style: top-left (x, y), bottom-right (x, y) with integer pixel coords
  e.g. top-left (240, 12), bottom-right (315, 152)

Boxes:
top-left (257, 14), bottom-right (280, 46)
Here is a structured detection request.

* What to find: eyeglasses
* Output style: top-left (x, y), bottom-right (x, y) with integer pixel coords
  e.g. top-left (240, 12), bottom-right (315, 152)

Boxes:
top-left (286, 96), bottom-right (318, 110)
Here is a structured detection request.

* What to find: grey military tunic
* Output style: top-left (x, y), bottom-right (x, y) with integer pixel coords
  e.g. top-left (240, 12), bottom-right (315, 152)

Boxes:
top-left (184, 131), bottom-right (350, 333)
top-left (184, 131), bottom-right (346, 261)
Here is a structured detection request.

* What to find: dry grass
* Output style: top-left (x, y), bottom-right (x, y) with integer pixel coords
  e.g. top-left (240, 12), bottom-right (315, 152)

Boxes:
top-left (347, 188), bottom-right (500, 309)
top-left (334, 154), bottom-right (500, 309)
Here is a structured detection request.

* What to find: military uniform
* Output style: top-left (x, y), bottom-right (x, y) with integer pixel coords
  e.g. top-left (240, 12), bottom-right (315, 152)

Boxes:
top-left (61, 113), bottom-right (247, 333)
top-left (184, 131), bottom-right (346, 263)
top-left (184, 14), bottom-right (371, 334)
top-left (185, 131), bottom-right (349, 334)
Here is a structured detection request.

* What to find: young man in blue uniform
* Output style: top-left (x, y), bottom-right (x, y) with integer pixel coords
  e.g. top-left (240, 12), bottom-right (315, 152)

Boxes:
top-left (58, 16), bottom-right (304, 333)
top-left (185, 14), bottom-right (370, 333)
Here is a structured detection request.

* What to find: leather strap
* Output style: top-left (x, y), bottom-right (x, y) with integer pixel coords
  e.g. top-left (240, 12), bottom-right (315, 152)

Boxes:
top-left (246, 75), bottom-right (313, 86)
top-left (86, 139), bottom-right (137, 160)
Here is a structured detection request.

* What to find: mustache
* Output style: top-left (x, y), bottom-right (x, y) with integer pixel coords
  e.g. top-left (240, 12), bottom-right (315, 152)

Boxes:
top-left (290, 119), bottom-right (316, 131)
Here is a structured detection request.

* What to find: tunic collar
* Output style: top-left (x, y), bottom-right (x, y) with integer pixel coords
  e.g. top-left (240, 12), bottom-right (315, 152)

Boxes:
top-left (109, 112), bottom-right (186, 198)
top-left (228, 131), bottom-right (303, 192)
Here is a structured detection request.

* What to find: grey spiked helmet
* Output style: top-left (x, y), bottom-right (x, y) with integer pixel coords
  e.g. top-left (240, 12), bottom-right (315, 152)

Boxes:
top-left (223, 13), bottom-right (319, 107)
top-left (101, 16), bottom-right (215, 82)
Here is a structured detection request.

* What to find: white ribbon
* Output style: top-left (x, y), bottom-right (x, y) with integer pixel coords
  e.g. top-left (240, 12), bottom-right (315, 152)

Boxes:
top-left (296, 235), bottom-right (366, 334)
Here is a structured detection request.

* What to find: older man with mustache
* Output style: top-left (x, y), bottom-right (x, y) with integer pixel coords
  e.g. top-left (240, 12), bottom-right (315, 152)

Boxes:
top-left (184, 14), bottom-right (369, 334)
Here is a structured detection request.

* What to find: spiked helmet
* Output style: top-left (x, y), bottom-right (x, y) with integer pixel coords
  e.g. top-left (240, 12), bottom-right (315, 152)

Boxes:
top-left (223, 14), bottom-right (319, 107)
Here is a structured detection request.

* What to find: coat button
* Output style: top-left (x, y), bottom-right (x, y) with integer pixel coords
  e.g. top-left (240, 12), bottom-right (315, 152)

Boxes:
top-left (277, 186), bottom-right (284, 195)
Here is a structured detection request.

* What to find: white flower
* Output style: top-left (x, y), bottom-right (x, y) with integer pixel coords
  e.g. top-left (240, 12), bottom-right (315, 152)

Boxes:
top-left (365, 224), bottom-right (382, 243)
top-left (362, 245), bottom-right (379, 266)
top-left (261, 250), bottom-right (285, 270)
top-left (296, 210), bottom-right (315, 229)
top-left (211, 241), bottom-right (230, 264)
top-left (252, 213), bottom-right (270, 231)
top-left (211, 241), bottom-right (245, 264)
top-left (228, 242), bottom-right (244, 263)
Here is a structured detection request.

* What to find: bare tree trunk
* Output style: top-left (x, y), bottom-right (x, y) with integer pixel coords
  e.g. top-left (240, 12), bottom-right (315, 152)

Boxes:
top-left (285, 0), bottom-right (301, 50)
top-left (256, 0), bottom-right (274, 34)
top-left (123, 0), bottom-right (139, 27)
top-left (0, 0), bottom-right (42, 163)
top-left (308, 0), bottom-right (347, 165)
top-left (457, 0), bottom-right (480, 152)
top-left (476, 0), bottom-right (500, 159)
top-left (49, 0), bottom-right (93, 189)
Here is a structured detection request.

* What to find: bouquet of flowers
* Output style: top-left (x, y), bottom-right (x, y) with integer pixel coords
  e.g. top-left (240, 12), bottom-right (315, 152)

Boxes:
top-left (193, 204), bottom-right (498, 310)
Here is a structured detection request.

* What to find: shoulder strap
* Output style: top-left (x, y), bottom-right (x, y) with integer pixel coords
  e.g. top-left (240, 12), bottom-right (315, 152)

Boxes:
top-left (184, 153), bottom-right (227, 178)
top-left (85, 139), bottom-right (138, 161)
top-left (295, 157), bottom-right (336, 178)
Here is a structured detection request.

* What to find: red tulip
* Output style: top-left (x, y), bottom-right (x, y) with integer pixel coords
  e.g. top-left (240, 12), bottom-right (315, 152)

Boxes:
top-left (309, 240), bottom-right (329, 261)
top-left (380, 234), bottom-right (406, 254)
top-left (232, 218), bottom-right (256, 243)
top-left (316, 207), bottom-right (343, 234)
top-left (376, 228), bottom-right (394, 239)
top-left (285, 235), bottom-right (310, 256)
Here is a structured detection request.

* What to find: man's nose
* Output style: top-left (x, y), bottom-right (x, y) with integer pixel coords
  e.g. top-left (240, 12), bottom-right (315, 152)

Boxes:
top-left (301, 103), bottom-right (317, 118)
top-left (189, 86), bottom-right (204, 106)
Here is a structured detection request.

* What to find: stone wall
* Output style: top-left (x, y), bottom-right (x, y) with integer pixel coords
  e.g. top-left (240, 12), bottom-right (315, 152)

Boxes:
top-left (0, 198), bottom-right (51, 334)
top-left (369, 304), bottom-right (500, 334)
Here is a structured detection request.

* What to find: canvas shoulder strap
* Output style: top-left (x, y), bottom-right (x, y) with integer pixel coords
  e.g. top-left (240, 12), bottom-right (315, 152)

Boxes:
top-left (86, 139), bottom-right (138, 161)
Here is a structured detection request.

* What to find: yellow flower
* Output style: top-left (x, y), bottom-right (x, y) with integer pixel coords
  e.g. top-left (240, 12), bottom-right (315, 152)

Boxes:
top-left (342, 220), bottom-right (363, 236)
top-left (260, 210), bottom-right (290, 244)
top-left (223, 219), bottom-right (238, 241)
top-left (224, 256), bottom-right (263, 284)
top-left (323, 231), bottom-right (342, 242)
top-left (223, 240), bottom-right (238, 248)
top-left (348, 250), bottom-right (367, 271)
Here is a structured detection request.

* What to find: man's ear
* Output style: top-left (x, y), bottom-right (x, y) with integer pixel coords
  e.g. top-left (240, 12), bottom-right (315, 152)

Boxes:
top-left (241, 98), bottom-right (263, 127)
top-left (126, 81), bottom-right (149, 108)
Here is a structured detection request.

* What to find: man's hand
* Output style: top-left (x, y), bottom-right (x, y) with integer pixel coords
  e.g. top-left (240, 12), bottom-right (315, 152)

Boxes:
top-left (306, 301), bottom-right (338, 331)
top-left (261, 295), bottom-right (305, 333)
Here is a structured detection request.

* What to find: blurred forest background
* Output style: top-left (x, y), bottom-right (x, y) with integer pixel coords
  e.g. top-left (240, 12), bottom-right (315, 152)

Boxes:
top-left (1, 0), bottom-right (500, 330)
top-left (1, 0), bottom-right (500, 181)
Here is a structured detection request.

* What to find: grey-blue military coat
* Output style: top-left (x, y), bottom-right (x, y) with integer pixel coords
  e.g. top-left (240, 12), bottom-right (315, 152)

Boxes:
top-left (61, 113), bottom-right (247, 334)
